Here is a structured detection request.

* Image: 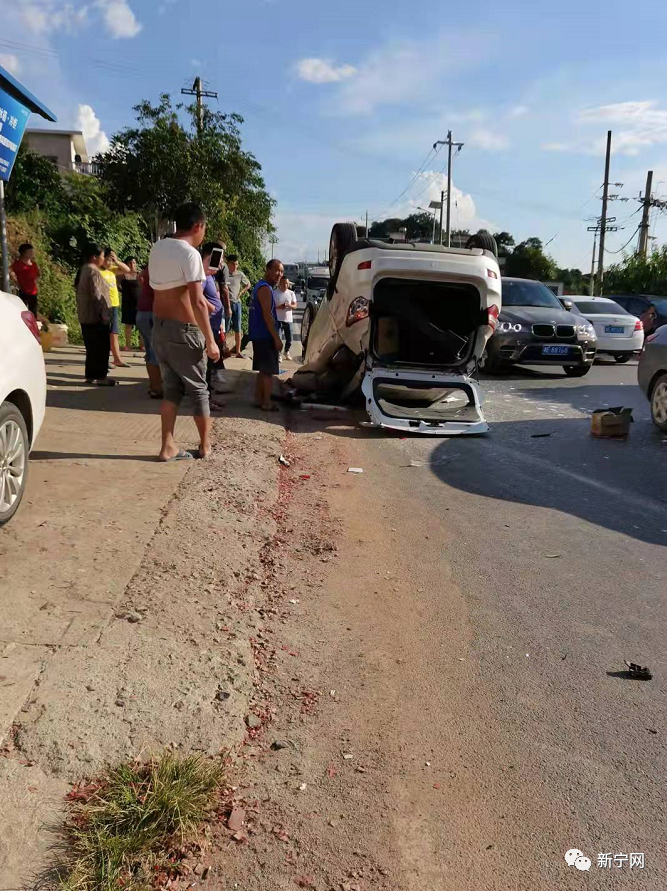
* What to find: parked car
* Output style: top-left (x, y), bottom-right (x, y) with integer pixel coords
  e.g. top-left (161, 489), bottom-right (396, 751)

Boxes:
top-left (480, 278), bottom-right (597, 376)
top-left (299, 287), bottom-right (326, 350)
top-left (608, 294), bottom-right (667, 336)
top-left (638, 325), bottom-right (667, 432)
top-left (0, 290), bottom-right (47, 525)
top-left (291, 223), bottom-right (502, 435)
top-left (570, 297), bottom-right (644, 362)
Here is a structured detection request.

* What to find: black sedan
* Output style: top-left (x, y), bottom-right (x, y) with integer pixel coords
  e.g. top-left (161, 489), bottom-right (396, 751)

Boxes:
top-left (480, 278), bottom-right (597, 376)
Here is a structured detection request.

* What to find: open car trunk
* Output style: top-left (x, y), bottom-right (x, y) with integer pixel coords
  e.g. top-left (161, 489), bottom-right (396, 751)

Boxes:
top-left (363, 277), bottom-right (488, 434)
top-left (371, 277), bottom-right (483, 368)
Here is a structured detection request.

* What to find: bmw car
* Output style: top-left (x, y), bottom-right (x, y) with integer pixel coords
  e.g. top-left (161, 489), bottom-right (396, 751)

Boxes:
top-left (480, 277), bottom-right (597, 376)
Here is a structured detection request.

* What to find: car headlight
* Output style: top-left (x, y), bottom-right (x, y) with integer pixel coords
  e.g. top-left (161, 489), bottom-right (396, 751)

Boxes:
top-left (577, 323), bottom-right (596, 340)
top-left (498, 321), bottom-right (524, 333)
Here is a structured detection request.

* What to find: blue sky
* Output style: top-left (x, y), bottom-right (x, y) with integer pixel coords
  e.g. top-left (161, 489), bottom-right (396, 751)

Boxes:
top-left (3, 0), bottom-right (667, 270)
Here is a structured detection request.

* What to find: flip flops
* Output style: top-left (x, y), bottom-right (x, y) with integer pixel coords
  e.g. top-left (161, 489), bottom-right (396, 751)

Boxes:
top-left (159, 449), bottom-right (194, 463)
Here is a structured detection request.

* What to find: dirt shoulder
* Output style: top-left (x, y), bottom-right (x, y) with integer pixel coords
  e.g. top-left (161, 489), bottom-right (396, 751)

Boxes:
top-left (0, 347), bottom-right (288, 888)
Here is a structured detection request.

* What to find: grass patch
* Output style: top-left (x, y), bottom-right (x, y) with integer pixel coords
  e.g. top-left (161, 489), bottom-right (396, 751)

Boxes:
top-left (57, 753), bottom-right (225, 890)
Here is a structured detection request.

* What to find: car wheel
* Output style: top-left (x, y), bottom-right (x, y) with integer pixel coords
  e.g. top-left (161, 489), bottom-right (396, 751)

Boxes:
top-left (0, 401), bottom-right (30, 527)
top-left (650, 373), bottom-right (667, 432)
top-left (614, 354), bottom-right (631, 363)
top-left (479, 348), bottom-right (507, 374)
top-left (563, 365), bottom-right (592, 377)
top-left (328, 223), bottom-right (358, 293)
top-left (300, 304), bottom-right (313, 359)
top-left (465, 230), bottom-right (498, 257)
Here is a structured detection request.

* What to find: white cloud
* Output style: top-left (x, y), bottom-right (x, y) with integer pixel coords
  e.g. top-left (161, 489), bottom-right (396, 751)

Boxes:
top-left (18, 1), bottom-right (88, 34)
top-left (509, 105), bottom-right (529, 119)
top-left (77, 103), bottom-right (110, 155)
top-left (296, 58), bottom-right (357, 84)
top-left (332, 31), bottom-right (492, 116)
top-left (468, 127), bottom-right (510, 151)
top-left (543, 100), bottom-right (667, 157)
top-left (96, 0), bottom-right (141, 37)
top-left (0, 53), bottom-right (21, 76)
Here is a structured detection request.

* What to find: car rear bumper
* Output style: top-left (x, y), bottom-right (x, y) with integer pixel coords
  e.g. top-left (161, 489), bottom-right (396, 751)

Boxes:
top-left (595, 333), bottom-right (643, 353)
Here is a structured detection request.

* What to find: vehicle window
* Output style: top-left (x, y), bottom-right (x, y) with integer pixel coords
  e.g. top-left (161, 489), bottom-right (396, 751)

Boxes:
top-left (501, 280), bottom-right (563, 308)
top-left (626, 297), bottom-right (647, 316)
top-left (573, 300), bottom-right (630, 315)
top-left (308, 277), bottom-right (329, 289)
top-left (647, 296), bottom-right (667, 313)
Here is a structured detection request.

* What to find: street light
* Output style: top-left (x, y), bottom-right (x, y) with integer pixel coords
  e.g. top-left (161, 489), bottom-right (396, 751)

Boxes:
top-left (429, 199), bottom-right (443, 244)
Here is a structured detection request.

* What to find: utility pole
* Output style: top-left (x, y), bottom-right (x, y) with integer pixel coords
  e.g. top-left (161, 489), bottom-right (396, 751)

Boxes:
top-left (438, 190), bottom-right (445, 245)
top-left (365, 210), bottom-right (369, 238)
top-left (637, 170), bottom-right (654, 258)
top-left (596, 130), bottom-right (612, 294)
top-left (181, 76), bottom-right (218, 136)
top-left (589, 230), bottom-right (597, 296)
top-left (433, 132), bottom-right (464, 246)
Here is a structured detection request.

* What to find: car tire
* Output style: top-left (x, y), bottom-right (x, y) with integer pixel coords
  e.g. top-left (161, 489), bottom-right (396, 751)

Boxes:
top-left (563, 365), bottom-right (592, 377)
top-left (328, 223), bottom-right (358, 295)
top-left (650, 373), bottom-right (667, 432)
top-left (465, 230), bottom-right (498, 257)
top-left (0, 401), bottom-right (30, 527)
top-left (614, 354), bottom-right (631, 363)
top-left (300, 304), bottom-right (313, 360)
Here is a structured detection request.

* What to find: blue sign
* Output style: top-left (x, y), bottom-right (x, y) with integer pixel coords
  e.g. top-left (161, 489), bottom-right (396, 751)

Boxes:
top-left (0, 87), bottom-right (30, 182)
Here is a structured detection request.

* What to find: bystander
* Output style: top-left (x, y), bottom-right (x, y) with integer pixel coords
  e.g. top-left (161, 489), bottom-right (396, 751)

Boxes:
top-left (10, 243), bottom-right (40, 317)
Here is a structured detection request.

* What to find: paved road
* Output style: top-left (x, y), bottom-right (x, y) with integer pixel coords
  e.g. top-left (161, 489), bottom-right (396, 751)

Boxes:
top-left (311, 357), bottom-right (666, 888)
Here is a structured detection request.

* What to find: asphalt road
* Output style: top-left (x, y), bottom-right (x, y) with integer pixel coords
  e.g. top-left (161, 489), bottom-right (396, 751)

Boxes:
top-left (312, 357), bottom-right (667, 888)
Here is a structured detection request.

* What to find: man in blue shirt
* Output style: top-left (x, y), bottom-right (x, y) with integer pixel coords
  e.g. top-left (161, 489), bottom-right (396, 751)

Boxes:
top-left (249, 258), bottom-right (284, 410)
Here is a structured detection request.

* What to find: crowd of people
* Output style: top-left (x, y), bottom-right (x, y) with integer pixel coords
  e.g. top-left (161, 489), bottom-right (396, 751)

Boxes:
top-left (71, 202), bottom-right (295, 461)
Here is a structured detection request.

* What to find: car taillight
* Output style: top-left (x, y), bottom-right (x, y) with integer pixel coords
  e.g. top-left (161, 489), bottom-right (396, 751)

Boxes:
top-left (486, 268), bottom-right (498, 279)
top-left (634, 319), bottom-right (643, 331)
top-left (487, 304), bottom-right (500, 331)
top-left (346, 297), bottom-right (370, 327)
top-left (357, 260), bottom-right (372, 270)
top-left (21, 310), bottom-right (41, 343)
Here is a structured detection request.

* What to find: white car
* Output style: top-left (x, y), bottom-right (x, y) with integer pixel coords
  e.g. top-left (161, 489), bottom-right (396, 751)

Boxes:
top-left (292, 223), bottom-right (501, 434)
top-left (0, 290), bottom-right (47, 525)
top-left (571, 297), bottom-right (644, 363)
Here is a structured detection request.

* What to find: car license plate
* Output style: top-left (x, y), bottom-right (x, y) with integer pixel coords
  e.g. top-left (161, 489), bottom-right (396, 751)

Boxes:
top-left (542, 345), bottom-right (569, 356)
top-left (605, 325), bottom-right (625, 334)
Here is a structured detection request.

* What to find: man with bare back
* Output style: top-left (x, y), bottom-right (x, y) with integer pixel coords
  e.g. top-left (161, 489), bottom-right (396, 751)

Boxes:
top-left (148, 203), bottom-right (220, 462)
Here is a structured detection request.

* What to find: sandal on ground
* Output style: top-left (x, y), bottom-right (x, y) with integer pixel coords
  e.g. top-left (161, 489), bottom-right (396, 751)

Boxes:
top-left (158, 449), bottom-right (193, 463)
top-left (148, 390), bottom-right (163, 399)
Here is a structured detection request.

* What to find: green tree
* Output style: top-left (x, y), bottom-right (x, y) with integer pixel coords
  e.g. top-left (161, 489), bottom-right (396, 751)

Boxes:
top-left (493, 231), bottom-right (515, 257)
top-left (556, 267), bottom-right (585, 294)
top-left (96, 95), bottom-right (274, 275)
top-left (504, 237), bottom-right (556, 280)
top-left (604, 247), bottom-right (667, 295)
top-left (4, 147), bottom-right (65, 217)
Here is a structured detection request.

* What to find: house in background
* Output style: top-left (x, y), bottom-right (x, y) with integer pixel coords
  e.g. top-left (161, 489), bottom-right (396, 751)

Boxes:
top-left (23, 128), bottom-right (98, 175)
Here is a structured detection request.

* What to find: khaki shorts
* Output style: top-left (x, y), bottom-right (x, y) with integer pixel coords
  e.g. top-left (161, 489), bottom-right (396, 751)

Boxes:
top-left (152, 318), bottom-right (209, 416)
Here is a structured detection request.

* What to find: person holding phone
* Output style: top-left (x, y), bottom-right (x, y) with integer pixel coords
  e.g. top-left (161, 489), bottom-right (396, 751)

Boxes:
top-left (201, 242), bottom-right (229, 407)
top-left (148, 203), bottom-right (220, 462)
top-left (274, 275), bottom-right (297, 361)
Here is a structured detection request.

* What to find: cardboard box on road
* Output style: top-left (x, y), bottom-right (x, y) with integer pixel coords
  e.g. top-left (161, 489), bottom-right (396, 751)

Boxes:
top-left (591, 406), bottom-right (633, 439)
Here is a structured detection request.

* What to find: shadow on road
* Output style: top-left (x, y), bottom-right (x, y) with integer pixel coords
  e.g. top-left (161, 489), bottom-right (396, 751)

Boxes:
top-left (428, 415), bottom-right (667, 546)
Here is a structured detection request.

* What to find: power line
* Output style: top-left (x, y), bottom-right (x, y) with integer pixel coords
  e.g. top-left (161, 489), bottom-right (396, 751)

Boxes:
top-left (605, 225), bottom-right (640, 255)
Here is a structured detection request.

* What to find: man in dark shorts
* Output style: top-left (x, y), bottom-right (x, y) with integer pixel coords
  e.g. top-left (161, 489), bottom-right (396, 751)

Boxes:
top-left (148, 204), bottom-right (220, 462)
top-left (10, 243), bottom-right (40, 316)
top-left (248, 259), bottom-right (284, 411)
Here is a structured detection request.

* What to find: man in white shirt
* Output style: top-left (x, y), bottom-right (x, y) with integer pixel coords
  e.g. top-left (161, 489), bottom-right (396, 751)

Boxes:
top-left (149, 203), bottom-right (220, 462)
top-left (274, 275), bottom-right (297, 361)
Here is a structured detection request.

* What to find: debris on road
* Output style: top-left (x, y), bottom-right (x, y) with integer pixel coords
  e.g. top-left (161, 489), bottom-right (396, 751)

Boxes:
top-left (342, 753), bottom-right (354, 760)
top-left (545, 554), bottom-right (562, 559)
top-left (531, 432), bottom-right (553, 438)
top-left (347, 467), bottom-right (364, 474)
top-left (624, 660), bottom-right (653, 680)
top-left (245, 714), bottom-right (262, 728)
top-left (228, 807), bottom-right (246, 832)
top-left (591, 407), bottom-right (633, 439)
top-left (279, 454), bottom-right (291, 467)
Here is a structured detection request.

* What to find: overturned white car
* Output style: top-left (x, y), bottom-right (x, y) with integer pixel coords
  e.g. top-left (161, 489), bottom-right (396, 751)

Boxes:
top-left (290, 224), bottom-right (502, 435)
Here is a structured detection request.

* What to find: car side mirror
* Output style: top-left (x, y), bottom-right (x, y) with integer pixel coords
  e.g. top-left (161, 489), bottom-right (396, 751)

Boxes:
top-left (560, 298), bottom-right (573, 311)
